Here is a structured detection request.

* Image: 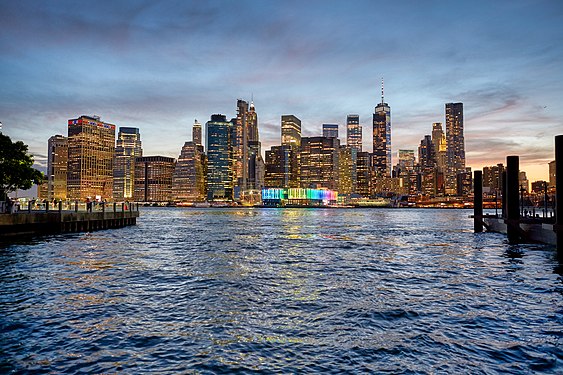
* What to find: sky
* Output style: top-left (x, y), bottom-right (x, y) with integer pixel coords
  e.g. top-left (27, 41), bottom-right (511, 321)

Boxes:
top-left (1, 0), bottom-right (562, 182)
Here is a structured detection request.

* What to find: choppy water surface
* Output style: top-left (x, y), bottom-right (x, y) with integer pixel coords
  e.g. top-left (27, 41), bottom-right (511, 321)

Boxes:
top-left (1, 208), bottom-right (562, 374)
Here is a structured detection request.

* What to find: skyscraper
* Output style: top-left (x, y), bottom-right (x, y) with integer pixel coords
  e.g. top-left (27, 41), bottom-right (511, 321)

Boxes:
top-left (206, 114), bottom-right (233, 201)
top-left (445, 103), bottom-right (465, 194)
top-left (134, 156), bottom-right (175, 202)
top-left (356, 151), bottom-right (372, 197)
top-left (299, 136), bottom-right (340, 190)
top-left (322, 124), bottom-right (339, 139)
top-left (281, 115), bottom-right (301, 148)
top-left (346, 115), bottom-right (362, 152)
top-left (172, 141), bottom-right (206, 202)
top-left (114, 127), bottom-right (142, 201)
top-left (246, 100), bottom-right (263, 191)
top-left (47, 135), bottom-right (68, 201)
top-left (338, 145), bottom-right (356, 195)
top-left (431, 122), bottom-right (447, 172)
top-left (265, 145), bottom-right (296, 188)
top-left (373, 81), bottom-right (391, 177)
top-left (67, 115), bottom-right (115, 200)
top-left (193, 119), bottom-right (202, 147)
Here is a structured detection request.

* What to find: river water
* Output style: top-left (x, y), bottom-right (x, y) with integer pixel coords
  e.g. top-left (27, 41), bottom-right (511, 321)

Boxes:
top-left (1, 208), bottom-right (562, 374)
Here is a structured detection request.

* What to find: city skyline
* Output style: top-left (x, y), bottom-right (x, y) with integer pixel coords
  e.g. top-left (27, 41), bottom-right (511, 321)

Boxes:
top-left (1, 1), bottom-right (562, 182)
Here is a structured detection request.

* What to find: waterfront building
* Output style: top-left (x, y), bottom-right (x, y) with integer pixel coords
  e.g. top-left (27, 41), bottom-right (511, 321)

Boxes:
top-left (281, 115), bottom-right (301, 148)
top-left (47, 135), bottom-right (68, 201)
top-left (456, 167), bottom-right (472, 197)
top-left (322, 124), bottom-right (339, 139)
top-left (206, 114), bottom-right (234, 201)
top-left (67, 115), bottom-right (115, 201)
top-left (261, 187), bottom-right (338, 207)
top-left (356, 151), bottom-right (372, 197)
top-left (193, 119), bottom-right (202, 147)
top-left (338, 145), bottom-right (356, 195)
top-left (483, 164), bottom-right (504, 195)
top-left (172, 142), bottom-right (206, 203)
top-left (265, 145), bottom-right (298, 188)
top-left (519, 171), bottom-right (529, 193)
top-left (346, 115), bottom-right (362, 152)
top-left (134, 156), bottom-right (175, 202)
top-left (114, 127), bottom-right (142, 201)
top-left (299, 136), bottom-right (340, 191)
top-left (445, 103), bottom-right (465, 195)
top-left (373, 82), bottom-right (391, 177)
top-left (549, 160), bottom-right (556, 187)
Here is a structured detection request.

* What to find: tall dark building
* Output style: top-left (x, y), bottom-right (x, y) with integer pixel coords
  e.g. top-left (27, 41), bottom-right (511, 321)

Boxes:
top-left (346, 114), bottom-right (362, 152)
top-left (264, 145), bottom-right (296, 188)
top-left (206, 114), bottom-right (233, 201)
top-left (445, 102), bottom-right (465, 195)
top-left (192, 119), bottom-right (202, 147)
top-left (373, 81), bottom-right (391, 177)
top-left (356, 151), bottom-right (372, 197)
top-left (134, 156), bottom-right (175, 202)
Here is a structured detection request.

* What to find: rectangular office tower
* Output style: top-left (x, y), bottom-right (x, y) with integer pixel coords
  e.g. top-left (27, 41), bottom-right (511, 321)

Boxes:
top-left (346, 115), bottom-right (362, 152)
top-left (281, 115), bottom-right (301, 148)
top-left (299, 136), bottom-right (340, 191)
top-left (373, 96), bottom-right (391, 177)
top-left (114, 127), bottom-right (142, 201)
top-left (134, 156), bottom-right (176, 202)
top-left (67, 115), bottom-right (116, 201)
top-left (322, 124), bottom-right (339, 139)
top-left (47, 135), bottom-right (68, 201)
top-left (206, 114), bottom-right (234, 201)
top-left (172, 142), bottom-right (207, 203)
top-left (445, 103), bottom-right (465, 195)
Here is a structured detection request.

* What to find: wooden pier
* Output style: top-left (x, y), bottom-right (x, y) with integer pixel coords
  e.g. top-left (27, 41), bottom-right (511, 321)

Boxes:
top-left (473, 135), bottom-right (561, 258)
top-left (0, 203), bottom-right (139, 239)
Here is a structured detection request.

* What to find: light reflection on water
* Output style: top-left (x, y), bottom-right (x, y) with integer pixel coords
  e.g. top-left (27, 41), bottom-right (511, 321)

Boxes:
top-left (1, 208), bottom-right (562, 373)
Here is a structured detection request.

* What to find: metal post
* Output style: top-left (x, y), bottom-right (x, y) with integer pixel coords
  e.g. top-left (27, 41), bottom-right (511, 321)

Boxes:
top-left (46, 201), bottom-right (49, 212)
top-left (59, 200), bottom-right (62, 213)
top-left (474, 170), bottom-right (483, 232)
top-left (506, 156), bottom-right (520, 244)
top-left (113, 202), bottom-right (116, 213)
top-left (554, 135), bottom-right (563, 256)
top-left (75, 200), bottom-right (78, 212)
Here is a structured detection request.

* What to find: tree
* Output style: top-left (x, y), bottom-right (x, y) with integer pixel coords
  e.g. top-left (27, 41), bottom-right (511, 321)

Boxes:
top-left (0, 132), bottom-right (44, 201)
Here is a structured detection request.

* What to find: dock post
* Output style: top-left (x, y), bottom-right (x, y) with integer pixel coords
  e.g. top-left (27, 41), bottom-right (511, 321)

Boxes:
top-left (555, 135), bottom-right (563, 257)
top-left (75, 200), bottom-right (78, 212)
top-left (501, 171), bottom-right (507, 219)
top-left (59, 200), bottom-right (62, 213)
top-left (506, 156), bottom-right (520, 244)
top-left (474, 170), bottom-right (483, 232)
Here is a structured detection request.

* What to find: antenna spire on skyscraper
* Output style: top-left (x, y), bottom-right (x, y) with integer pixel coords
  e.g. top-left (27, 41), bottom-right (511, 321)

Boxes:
top-left (381, 77), bottom-right (384, 104)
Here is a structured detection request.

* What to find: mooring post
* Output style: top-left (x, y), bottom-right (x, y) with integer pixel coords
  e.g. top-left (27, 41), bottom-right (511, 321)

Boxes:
top-left (554, 135), bottom-right (563, 257)
top-left (506, 156), bottom-right (520, 244)
top-left (474, 170), bottom-right (483, 232)
top-left (58, 200), bottom-right (62, 213)
top-left (75, 200), bottom-right (78, 212)
top-left (501, 170), bottom-right (507, 219)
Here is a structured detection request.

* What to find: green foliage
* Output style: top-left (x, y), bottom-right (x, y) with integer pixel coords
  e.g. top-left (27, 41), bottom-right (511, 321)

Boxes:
top-left (0, 132), bottom-right (44, 199)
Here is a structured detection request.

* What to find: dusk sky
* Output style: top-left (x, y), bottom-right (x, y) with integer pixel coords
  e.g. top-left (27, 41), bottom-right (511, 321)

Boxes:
top-left (1, 0), bottom-right (562, 182)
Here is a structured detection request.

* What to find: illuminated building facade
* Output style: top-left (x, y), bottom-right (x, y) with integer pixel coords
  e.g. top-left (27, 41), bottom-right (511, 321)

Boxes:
top-left (264, 145), bottom-right (297, 188)
top-left (456, 168), bottom-right (472, 196)
top-left (356, 151), bottom-right (372, 197)
top-left (373, 82), bottom-right (391, 177)
top-left (47, 135), bottom-right (68, 201)
top-left (419, 135), bottom-right (436, 196)
top-left (397, 150), bottom-right (415, 175)
top-left (322, 124), bottom-right (339, 138)
top-left (134, 156), bottom-right (175, 202)
top-left (246, 101), bottom-right (263, 191)
top-left (261, 187), bottom-right (338, 207)
top-left (233, 99), bottom-right (249, 191)
top-left (549, 160), bottom-right (556, 187)
top-left (432, 122), bottom-right (447, 172)
top-left (483, 164), bottom-right (504, 194)
top-left (193, 119), bottom-right (202, 147)
top-left (172, 142), bottom-right (207, 202)
top-left (281, 115), bottom-right (301, 148)
top-left (114, 127), bottom-right (142, 201)
top-left (206, 114), bottom-right (234, 201)
top-left (299, 136), bottom-right (340, 190)
top-left (338, 145), bottom-right (356, 195)
top-left (346, 114), bottom-right (362, 152)
top-left (67, 115), bottom-right (115, 200)
top-left (445, 102), bottom-right (465, 194)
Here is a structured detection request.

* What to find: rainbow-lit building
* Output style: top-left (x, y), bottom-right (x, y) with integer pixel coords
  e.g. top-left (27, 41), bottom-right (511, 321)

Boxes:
top-left (261, 188), bottom-right (338, 207)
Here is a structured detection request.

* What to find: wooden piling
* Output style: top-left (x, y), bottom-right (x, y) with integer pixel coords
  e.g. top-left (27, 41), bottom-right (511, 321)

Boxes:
top-left (474, 170), bottom-right (483, 232)
top-left (506, 156), bottom-right (520, 244)
top-left (555, 135), bottom-right (562, 257)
